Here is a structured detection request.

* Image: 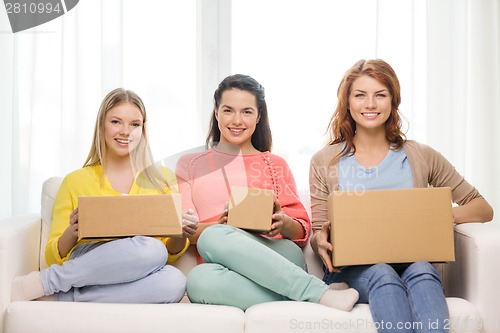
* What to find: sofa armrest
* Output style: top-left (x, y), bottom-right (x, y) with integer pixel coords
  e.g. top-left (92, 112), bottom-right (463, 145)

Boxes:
top-left (444, 222), bottom-right (500, 333)
top-left (0, 213), bottom-right (42, 332)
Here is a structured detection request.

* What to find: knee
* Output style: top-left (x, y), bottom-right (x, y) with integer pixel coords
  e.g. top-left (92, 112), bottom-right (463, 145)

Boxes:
top-left (403, 261), bottom-right (442, 285)
top-left (198, 224), bottom-right (231, 245)
top-left (369, 263), bottom-right (398, 277)
top-left (197, 224), bottom-right (236, 260)
top-left (368, 264), bottom-right (403, 288)
top-left (408, 261), bottom-right (438, 274)
top-left (159, 266), bottom-right (187, 303)
top-left (186, 264), bottom-right (221, 304)
top-left (131, 236), bottom-right (168, 267)
top-left (186, 265), bottom-right (204, 303)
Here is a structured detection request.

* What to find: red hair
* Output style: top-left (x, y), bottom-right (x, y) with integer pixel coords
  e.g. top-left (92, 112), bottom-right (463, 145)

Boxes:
top-left (327, 59), bottom-right (406, 163)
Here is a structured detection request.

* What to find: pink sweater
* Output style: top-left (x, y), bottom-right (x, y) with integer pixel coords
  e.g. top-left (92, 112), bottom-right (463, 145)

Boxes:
top-left (176, 147), bottom-right (311, 247)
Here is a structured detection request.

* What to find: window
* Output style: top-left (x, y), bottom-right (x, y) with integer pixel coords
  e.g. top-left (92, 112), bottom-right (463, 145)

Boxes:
top-left (231, 0), bottom-right (426, 190)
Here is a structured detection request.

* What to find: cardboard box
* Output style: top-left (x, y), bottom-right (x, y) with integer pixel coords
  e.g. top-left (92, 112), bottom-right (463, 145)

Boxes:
top-left (328, 187), bottom-right (455, 266)
top-left (227, 186), bottom-right (275, 232)
top-left (78, 194), bottom-right (183, 238)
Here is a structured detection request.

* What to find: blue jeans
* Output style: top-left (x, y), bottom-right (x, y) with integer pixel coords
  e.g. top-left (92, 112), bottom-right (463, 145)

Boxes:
top-left (40, 236), bottom-right (186, 303)
top-left (324, 262), bottom-right (449, 333)
top-left (187, 224), bottom-right (329, 310)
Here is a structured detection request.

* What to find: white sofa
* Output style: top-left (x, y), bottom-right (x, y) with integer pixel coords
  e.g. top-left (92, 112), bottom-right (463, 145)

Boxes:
top-left (1, 177), bottom-right (499, 333)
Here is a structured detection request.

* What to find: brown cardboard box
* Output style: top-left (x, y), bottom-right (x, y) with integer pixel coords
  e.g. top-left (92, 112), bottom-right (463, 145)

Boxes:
top-left (227, 186), bottom-right (275, 232)
top-left (78, 194), bottom-right (183, 238)
top-left (328, 187), bottom-right (455, 266)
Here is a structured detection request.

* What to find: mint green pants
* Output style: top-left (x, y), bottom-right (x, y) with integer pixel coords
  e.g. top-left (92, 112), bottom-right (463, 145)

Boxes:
top-left (186, 224), bottom-right (329, 310)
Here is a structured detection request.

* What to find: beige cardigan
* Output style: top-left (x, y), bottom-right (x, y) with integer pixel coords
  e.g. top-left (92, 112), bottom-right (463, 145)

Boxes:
top-left (309, 140), bottom-right (483, 233)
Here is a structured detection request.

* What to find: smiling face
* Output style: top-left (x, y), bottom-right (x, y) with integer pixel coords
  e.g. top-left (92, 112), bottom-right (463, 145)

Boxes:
top-left (215, 88), bottom-right (260, 152)
top-left (348, 75), bottom-right (392, 133)
top-left (103, 102), bottom-right (144, 160)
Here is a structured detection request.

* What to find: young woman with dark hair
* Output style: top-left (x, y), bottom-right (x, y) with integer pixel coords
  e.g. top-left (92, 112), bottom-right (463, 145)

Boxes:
top-left (177, 74), bottom-right (359, 311)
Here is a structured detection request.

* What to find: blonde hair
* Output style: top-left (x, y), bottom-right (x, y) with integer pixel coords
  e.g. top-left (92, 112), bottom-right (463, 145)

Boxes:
top-left (83, 88), bottom-right (168, 193)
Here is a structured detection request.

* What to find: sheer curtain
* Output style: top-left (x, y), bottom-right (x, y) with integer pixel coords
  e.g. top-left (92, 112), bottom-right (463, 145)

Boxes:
top-left (427, 0), bottom-right (500, 220)
top-left (1, 0), bottom-right (499, 221)
top-left (231, 0), bottom-right (427, 192)
top-left (1, 1), bottom-right (199, 219)
top-left (231, 0), bottom-right (499, 219)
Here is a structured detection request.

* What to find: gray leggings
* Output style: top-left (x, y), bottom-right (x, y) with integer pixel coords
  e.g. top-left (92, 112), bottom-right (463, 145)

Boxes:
top-left (40, 236), bottom-right (186, 303)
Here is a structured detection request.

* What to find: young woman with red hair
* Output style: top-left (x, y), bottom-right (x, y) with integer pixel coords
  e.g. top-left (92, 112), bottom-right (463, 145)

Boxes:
top-left (310, 59), bottom-right (493, 332)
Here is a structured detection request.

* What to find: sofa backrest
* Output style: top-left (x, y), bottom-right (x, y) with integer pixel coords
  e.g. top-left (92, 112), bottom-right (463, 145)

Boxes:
top-left (40, 177), bottom-right (63, 270)
top-left (39, 177), bottom-right (325, 279)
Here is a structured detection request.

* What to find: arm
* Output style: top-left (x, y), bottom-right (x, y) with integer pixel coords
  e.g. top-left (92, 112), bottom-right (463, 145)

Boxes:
top-left (187, 222), bottom-right (217, 244)
top-left (57, 207), bottom-right (79, 258)
top-left (165, 209), bottom-right (198, 255)
top-left (175, 154), bottom-right (206, 245)
top-left (309, 149), bottom-right (343, 272)
top-left (45, 175), bottom-right (78, 265)
top-left (187, 201), bottom-right (228, 244)
top-left (424, 144), bottom-right (494, 223)
top-left (266, 200), bottom-right (306, 240)
top-left (268, 156), bottom-right (310, 246)
top-left (453, 197), bottom-right (493, 224)
top-left (175, 182), bottom-right (226, 244)
top-left (165, 238), bottom-right (189, 262)
top-left (310, 222), bottom-right (341, 273)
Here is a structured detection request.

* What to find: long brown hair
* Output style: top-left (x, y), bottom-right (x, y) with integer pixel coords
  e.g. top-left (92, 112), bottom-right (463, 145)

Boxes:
top-left (83, 88), bottom-right (168, 192)
top-left (326, 59), bottom-right (406, 163)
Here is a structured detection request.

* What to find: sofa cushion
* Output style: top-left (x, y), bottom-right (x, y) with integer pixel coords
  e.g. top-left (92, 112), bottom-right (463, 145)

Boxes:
top-left (34, 177), bottom-right (484, 333)
top-left (5, 301), bottom-right (245, 333)
top-left (245, 298), bottom-right (482, 333)
top-left (245, 301), bottom-right (375, 333)
top-left (40, 177), bottom-right (63, 270)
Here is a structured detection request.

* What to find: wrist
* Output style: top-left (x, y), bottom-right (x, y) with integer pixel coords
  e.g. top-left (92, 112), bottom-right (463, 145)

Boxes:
top-left (281, 215), bottom-right (305, 240)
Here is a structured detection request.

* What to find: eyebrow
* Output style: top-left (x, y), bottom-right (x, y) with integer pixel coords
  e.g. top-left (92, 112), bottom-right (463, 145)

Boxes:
top-left (221, 105), bottom-right (256, 111)
top-left (353, 89), bottom-right (389, 94)
top-left (108, 116), bottom-right (143, 122)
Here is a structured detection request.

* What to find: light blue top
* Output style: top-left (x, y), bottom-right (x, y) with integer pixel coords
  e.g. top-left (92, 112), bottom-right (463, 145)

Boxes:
top-left (338, 148), bottom-right (413, 191)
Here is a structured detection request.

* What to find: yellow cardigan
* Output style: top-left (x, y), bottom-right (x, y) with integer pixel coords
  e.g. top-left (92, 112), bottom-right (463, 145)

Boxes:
top-left (45, 164), bottom-right (189, 266)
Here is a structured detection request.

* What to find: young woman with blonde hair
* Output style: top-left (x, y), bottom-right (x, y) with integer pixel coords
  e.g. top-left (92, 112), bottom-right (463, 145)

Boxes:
top-left (11, 88), bottom-right (198, 303)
